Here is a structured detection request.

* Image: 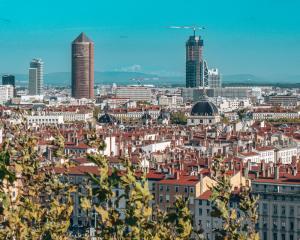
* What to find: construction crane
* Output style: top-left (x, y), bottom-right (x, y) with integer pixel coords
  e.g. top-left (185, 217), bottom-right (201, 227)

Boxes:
top-left (168, 25), bottom-right (205, 36)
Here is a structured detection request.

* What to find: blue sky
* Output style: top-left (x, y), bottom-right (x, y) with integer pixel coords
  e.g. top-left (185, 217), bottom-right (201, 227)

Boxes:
top-left (0, 0), bottom-right (300, 76)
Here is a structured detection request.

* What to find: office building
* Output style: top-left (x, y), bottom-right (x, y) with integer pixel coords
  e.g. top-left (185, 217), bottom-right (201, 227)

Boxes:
top-left (71, 32), bottom-right (94, 99)
top-left (115, 86), bottom-right (152, 102)
top-left (186, 35), bottom-right (204, 88)
top-left (265, 95), bottom-right (298, 107)
top-left (2, 75), bottom-right (16, 97)
top-left (28, 59), bottom-right (44, 95)
top-left (0, 85), bottom-right (14, 104)
top-left (208, 68), bottom-right (221, 88)
top-left (2, 75), bottom-right (15, 87)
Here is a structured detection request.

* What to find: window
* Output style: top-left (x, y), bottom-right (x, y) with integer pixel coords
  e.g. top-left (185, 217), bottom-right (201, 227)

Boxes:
top-left (262, 218), bottom-right (267, 228)
top-left (175, 186), bottom-right (179, 193)
top-left (281, 220), bottom-right (286, 230)
top-left (290, 221), bottom-right (294, 231)
top-left (199, 200), bottom-right (203, 206)
top-left (190, 187), bottom-right (194, 193)
top-left (206, 221), bottom-right (210, 228)
top-left (160, 185), bottom-right (163, 191)
top-left (263, 232), bottom-right (267, 240)
top-left (274, 205), bottom-right (278, 215)
top-left (206, 201), bottom-right (210, 206)
top-left (184, 187), bottom-right (188, 193)
top-left (281, 234), bottom-right (286, 240)
top-left (166, 186), bottom-right (170, 192)
top-left (282, 206), bottom-right (286, 216)
top-left (290, 206), bottom-right (294, 216)
top-left (273, 233), bottom-right (277, 240)
top-left (206, 209), bottom-right (210, 215)
top-left (166, 195), bottom-right (170, 203)
top-left (199, 208), bottom-right (202, 215)
top-left (263, 203), bottom-right (268, 214)
top-left (159, 195), bottom-right (163, 203)
top-left (273, 219), bottom-right (277, 230)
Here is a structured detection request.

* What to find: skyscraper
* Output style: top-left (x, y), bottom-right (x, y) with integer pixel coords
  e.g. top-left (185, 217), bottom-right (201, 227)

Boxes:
top-left (208, 68), bottom-right (221, 88)
top-left (201, 60), bottom-right (209, 87)
top-left (71, 32), bottom-right (94, 99)
top-left (28, 59), bottom-right (43, 95)
top-left (2, 74), bottom-right (16, 97)
top-left (186, 35), bottom-right (204, 88)
top-left (2, 75), bottom-right (15, 87)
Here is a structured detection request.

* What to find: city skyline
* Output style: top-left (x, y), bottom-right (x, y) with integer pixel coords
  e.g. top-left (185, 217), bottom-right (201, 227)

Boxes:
top-left (0, 0), bottom-right (300, 77)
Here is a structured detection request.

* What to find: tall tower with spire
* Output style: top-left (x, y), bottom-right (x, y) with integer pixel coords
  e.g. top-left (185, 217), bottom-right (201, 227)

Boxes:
top-left (71, 32), bottom-right (94, 99)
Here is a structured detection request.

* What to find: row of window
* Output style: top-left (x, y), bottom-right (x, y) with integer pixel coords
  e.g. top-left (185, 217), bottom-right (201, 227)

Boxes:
top-left (159, 185), bottom-right (195, 194)
top-left (262, 204), bottom-right (295, 217)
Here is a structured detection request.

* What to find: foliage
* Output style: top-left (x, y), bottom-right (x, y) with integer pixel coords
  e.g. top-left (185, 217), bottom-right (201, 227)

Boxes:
top-left (170, 112), bottom-right (187, 125)
top-left (93, 106), bottom-right (101, 119)
top-left (267, 118), bottom-right (300, 123)
top-left (209, 157), bottom-right (259, 240)
top-left (0, 126), bottom-right (74, 240)
top-left (81, 151), bottom-right (193, 240)
top-left (237, 109), bottom-right (246, 120)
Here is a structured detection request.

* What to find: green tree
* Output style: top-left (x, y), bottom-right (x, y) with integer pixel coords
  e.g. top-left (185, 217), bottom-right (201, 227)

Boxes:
top-left (81, 152), bottom-right (193, 240)
top-left (209, 157), bottom-right (259, 240)
top-left (0, 128), bottom-right (74, 240)
top-left (170, 112), bottom-right (187, 125)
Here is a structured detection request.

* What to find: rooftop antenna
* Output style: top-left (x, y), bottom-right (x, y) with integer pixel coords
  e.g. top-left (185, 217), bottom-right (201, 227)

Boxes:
top-left (167, 25), bottom-right (205, 36)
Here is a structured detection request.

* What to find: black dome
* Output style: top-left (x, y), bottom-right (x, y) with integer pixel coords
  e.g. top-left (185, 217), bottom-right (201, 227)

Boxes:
top-left (191, 100), bottom-right (218, 116)
top-left (98, 113), bottom-right (118, 124)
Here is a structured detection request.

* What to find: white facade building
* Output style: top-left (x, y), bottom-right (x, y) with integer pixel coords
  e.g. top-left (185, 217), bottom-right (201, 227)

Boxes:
top-left (26, 115), bottom-right (64, 125)
top-left (49, 111), bottom-right (93, 122)
top-left (276, 146), bottom-right (298, 164)
top-left (141, 141), bottom-right (171, 154)
top-left (116, 87), bottom-right (152, 102)
top-left (0, 85), bottom-right (14, 104)
top-left (208, 68), bottom-right (221, 88)
top-left (101, 136), bottom-right (117, 157)
top-left (158, 95), bottom-right (183, 107)
top-left (253, 110), bottom-right (299, 120)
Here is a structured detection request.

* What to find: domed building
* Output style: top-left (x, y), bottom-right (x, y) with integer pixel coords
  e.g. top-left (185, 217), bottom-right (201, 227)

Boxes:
top-left (187, 94), bottom-right (220, 126)
top-left (98, 113), bottom-right (119, 125)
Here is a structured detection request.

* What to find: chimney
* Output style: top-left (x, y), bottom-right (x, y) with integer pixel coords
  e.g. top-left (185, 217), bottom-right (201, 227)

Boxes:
top-left (261, 161), bottom-right (266, 178)
top-left (292, 166), bottom-right (297, 176)
top-left (266, 167), bottom-right (271, 178)
top-left (175, 171), bottom-right (180, 180)
top-left (199, 173), bottom-right (204, 194)
top-left (274, 164), bottom-right (279, 180)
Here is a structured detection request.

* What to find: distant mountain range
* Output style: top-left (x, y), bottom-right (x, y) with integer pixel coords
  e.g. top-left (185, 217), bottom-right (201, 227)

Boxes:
top-left (4, 72), bottom-right (300, 87)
